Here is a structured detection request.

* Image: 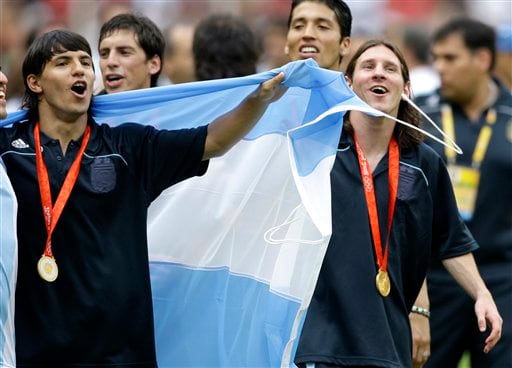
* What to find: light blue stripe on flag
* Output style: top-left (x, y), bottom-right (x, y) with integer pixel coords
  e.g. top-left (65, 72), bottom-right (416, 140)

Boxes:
top-left (0, 160), bottom-right (17, 368)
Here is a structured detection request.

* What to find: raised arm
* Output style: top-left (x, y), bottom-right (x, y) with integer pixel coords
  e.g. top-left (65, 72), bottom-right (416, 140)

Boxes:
top-left (442, 253), bottom-right (503, 353)
top-left (203, 72), bottom-right (286, 160)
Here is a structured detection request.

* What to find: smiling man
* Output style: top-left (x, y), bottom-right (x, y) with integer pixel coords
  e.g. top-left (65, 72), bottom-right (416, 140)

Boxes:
top-left (0, 29), bottom-right (285, 367)
top-left (285, 0), bottom-right (351, 72)
top-left (98, 13), bottom-right (164, 94)
top-left (291, 37), bottom-right (502, 368)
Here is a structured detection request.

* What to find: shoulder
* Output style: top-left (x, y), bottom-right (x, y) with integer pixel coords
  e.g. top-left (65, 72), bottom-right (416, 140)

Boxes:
top-left (90, 121), bottom-right (207, 150)
top-left (92, 121), bottom-right (158, 141)
top-left (495, 86), bottom-right (512, 117)
top-left (414, 91), bottom-right (443, 113)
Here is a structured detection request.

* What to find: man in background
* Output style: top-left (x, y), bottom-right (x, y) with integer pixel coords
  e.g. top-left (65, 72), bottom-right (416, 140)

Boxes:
top-left (162, 22), bottom-right (196, 84)
top-left (97, 13), bottom-right (164, 94)
top-left (401, 26), bottom-right (440, 97)
top-left (495, 24), bottom-right (512, 92)
top-left (193, 14), bottom-right (260, 81)
top-left (416, 18), bottom-right (512, 368)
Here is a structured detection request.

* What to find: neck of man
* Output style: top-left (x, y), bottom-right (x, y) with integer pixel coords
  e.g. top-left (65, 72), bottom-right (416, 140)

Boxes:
top-left (38, 106), bottom-right (88, 155)
top-left (349, 111), bottom-right (396, 172)
top-left (461, 77), bottom-right (498, 122)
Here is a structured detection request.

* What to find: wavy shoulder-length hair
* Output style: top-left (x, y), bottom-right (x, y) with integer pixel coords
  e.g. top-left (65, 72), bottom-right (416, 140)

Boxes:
top-left (344, 39), bottom-right (424, 150)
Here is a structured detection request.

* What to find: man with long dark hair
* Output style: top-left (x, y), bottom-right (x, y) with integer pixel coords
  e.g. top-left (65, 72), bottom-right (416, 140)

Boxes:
top-left (287, 20), bottom-right (502, 367)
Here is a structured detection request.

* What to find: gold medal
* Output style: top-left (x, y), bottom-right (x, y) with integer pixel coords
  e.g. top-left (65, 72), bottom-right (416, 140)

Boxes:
top-left (375, 270), bottom-right (390, 297)
top-left (37, 255), bottom-right (58, 282)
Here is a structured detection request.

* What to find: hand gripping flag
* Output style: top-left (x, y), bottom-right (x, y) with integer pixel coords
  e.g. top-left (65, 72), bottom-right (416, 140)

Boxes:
top-left (0, 59), bottom-right (382, 367)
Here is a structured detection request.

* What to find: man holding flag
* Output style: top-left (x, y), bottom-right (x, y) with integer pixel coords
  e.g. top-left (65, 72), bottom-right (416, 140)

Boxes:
top-left (0, 29), bottom-right (284, 367)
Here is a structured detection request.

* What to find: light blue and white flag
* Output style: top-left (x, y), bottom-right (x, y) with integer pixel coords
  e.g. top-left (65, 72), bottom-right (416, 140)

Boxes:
top-left (0, 59), bottom-right (379, 367)
top-left (0, 158), bottom-right (17, 368)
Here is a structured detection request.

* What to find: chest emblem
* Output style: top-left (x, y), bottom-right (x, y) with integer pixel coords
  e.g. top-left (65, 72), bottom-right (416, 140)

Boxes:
top-left (11, 138), bottom-right (29, 149)
top-left (91, 157), bottom-right (116, 193)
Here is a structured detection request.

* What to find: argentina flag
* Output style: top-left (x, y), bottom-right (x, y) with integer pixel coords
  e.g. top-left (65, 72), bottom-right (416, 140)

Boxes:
top-left (0, 59), bottom-right (379, 367)
top-left (0, 158), bottom-right (17, 368)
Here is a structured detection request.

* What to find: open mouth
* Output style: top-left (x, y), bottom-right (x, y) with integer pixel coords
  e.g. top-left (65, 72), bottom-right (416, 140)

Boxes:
top-left (370, 86), bottom-right (388, 95)
top-left (299, 46), bottom-right (319, 55)
top-left (106, 75), bottom-right (122, 83)
top-left (71, 82), bottom-right (87, 95)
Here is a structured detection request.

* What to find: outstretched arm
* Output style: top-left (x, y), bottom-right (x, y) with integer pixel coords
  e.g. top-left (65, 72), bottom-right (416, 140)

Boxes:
top-left (203, 72), bottom-right (286, 160)
top-left (442, 253), bottom-right (503, 353)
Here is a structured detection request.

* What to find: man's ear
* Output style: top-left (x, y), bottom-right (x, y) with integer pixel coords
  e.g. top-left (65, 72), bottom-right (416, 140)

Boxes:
top-left (148, 55), bottom-right (161, 76)
top-left (344, 75), bottom-right (352, 88)
top-left (340, 36), bottom-right (351, 58)
top-left (284, 45), bottom-right (289, 56)
top-left (26, 74), bottom-right (42, 93)
top-left (474, 48), bottom-right (492, 72)
top-left (402, 81), bottom-right (412, 100)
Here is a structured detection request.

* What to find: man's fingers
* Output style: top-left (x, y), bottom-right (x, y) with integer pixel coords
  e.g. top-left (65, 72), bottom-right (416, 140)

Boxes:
top-left (259, 72), bottom-right (285, 101)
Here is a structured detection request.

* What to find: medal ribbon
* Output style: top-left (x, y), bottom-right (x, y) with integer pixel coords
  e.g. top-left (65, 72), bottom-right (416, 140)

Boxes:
top-left (353, 134), bottom-right (399, 275)
top-left (34, 122), bottom-right (91, 258)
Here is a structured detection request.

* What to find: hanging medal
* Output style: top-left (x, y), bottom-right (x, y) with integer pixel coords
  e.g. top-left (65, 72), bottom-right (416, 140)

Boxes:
top-left (34, 122), bottom-right (90, 282)
top-left (353, 133), bottom-right (399, 297)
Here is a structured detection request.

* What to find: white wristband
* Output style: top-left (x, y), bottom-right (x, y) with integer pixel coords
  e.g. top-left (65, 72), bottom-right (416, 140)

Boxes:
top-left (411, 305), bottom-right (430, 318)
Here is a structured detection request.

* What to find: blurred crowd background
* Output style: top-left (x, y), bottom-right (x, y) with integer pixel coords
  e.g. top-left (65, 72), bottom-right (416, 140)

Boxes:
top-left (1, 0), bottom-right (511, 113)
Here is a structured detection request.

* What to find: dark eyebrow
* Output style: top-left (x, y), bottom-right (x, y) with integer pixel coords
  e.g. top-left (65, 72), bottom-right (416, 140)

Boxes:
top-left (52, 55), bottom-right (71, 62)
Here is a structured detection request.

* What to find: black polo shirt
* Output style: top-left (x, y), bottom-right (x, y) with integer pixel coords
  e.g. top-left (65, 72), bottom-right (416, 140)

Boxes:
top-left (0, 118), bottom-right (208, 367)
top-left (417, 84), bottom-right (512, 275)
top-left (294, 132), bottom-right (477, 367)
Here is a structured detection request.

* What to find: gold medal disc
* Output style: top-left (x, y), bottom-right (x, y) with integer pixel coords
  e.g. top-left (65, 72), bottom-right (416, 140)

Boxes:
top-left (375, 270), bottom-right (390, 297)
top-left (37, 255), bottom-right (58, 282)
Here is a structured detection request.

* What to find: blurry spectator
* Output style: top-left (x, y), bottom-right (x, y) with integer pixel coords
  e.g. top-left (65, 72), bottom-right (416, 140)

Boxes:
top-left (162, 22), bottom-right (196, 84)
top-left (416, 18), bottom-right (512, 368)
top-left (495, 24), bottom-right (512, 91)
top-left (98, 0), bottom-right (134, 25)
top-left (98, 13), bottom-right (164, 94)
top-left (193, 14), bottom-right (260, 81)
top-left (401, 26), bottom-right (440, 97)
top-left (256, 16), bottom-right (290, 71)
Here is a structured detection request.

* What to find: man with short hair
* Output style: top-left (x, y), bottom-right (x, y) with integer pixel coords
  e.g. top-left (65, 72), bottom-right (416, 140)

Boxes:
top-left (0, 29), bottom-right (285, 367)
top-left (193, 14), bottom-right (260, 81)
top-left (417, 18), bottom-right (512, 368)
top-left (285, 0), bottom-right (351, 72)
top-left (98, 13), bottom-right (164, 94)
